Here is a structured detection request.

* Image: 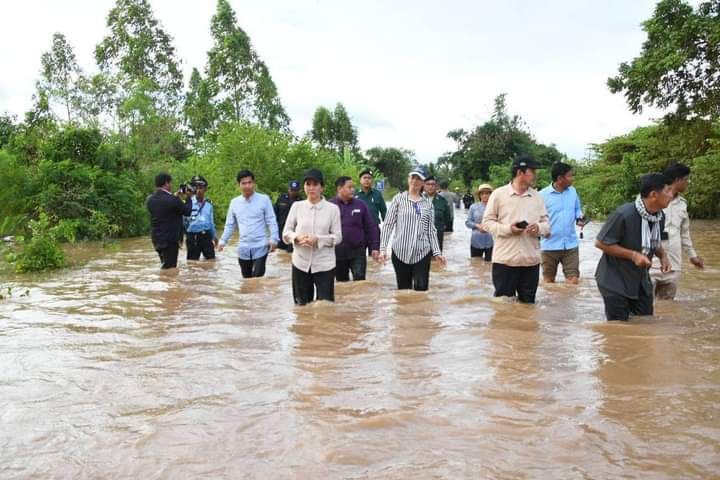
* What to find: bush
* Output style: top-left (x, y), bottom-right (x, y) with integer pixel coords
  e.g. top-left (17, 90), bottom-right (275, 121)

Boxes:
top-left (15, 212), bottom-right (67, 272)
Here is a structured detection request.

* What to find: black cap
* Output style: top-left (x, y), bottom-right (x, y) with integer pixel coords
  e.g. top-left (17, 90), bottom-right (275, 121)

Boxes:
top-left (512, 155), bottom-right (540, 170)
top-left (190, 175), bottom-right (208, 187)
top-left (359, 168), bottom-right (373, 178)
top-left (303, 168), bottom-right (324, 186)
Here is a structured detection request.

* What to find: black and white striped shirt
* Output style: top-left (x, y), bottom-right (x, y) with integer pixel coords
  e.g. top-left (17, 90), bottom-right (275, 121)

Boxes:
top-left (380, 191), bottom-right (441, 264)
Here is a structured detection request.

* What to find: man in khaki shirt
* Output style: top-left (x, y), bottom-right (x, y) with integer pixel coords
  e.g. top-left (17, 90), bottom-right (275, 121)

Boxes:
top-left (482, 155), bottom-right (550, 303)
top-left (651, 163), bottom-right (704, 299)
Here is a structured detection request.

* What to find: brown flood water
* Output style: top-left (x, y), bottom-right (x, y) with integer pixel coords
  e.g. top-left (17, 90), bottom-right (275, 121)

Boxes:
top-left (1, 214), bottom-right (719, 479)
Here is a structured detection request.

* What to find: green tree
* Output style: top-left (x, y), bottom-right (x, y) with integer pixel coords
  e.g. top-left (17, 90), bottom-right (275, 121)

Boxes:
top-left (38, 33), bottom-right (85, 123)
top-left (206, 0), bottom-right (289, 129)
top-left (310, 102), bottom-right (359, 153)
top-left (95, 0), bottom-right (183, 117)
top-left (608, 0), bottom-right (720, 120)
top-left (365, 146), bottom-right (415, 189)
top-left (184, 68), bottom-right (216, 141)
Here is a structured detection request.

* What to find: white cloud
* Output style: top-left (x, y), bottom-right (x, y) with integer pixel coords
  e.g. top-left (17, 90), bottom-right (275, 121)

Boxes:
top-left (0, 0), bottom-right (663, 161)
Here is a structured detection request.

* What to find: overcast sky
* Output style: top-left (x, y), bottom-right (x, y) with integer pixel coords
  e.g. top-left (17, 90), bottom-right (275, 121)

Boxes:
top-left (1, 0), bottom-right (666, 161)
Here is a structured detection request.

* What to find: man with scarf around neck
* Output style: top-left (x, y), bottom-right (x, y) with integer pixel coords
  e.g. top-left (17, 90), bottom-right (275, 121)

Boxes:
top-left (594, 173), bottom-right (673, 321)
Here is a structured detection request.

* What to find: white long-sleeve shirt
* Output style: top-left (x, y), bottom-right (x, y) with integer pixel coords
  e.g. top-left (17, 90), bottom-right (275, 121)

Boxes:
top-left (283, 198), bottom-right (342, 273)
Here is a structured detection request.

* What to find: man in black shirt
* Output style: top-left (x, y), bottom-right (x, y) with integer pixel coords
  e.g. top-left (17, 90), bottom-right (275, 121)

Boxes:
top-left (146, 173), bottom-right (193, 269)
top-left (274, 180), bottom-right (301, 252)
top-left (595, 173), bottom-right (673, 321)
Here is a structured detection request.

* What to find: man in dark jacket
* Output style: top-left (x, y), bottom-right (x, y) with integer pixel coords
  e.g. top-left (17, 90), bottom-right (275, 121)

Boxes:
top-left (274, 180), bottom-right (302, 252)
top-left (330, 176), bottom-right (380, 281)
top-left (146, 173), bottom-right (193, 269)
top-left (423, 176), bottom-right (452, 252)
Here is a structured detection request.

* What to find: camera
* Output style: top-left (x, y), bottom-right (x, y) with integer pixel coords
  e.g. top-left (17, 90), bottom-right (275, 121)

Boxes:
top-left (179, 183), bottom-right (196, 194)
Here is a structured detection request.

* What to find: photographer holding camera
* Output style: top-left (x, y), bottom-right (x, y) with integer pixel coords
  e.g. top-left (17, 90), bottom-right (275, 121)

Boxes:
top-left (184, 175), bottom-right (217, 261)
top-left (146, 172), bottom-right (193, 269)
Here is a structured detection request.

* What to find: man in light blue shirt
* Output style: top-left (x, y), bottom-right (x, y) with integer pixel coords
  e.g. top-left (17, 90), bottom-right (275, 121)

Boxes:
top-left (184, 175), bottom-right (217, 261)
top-left (540, 162), bottom-right (587, 284)
top-left (218, 169), bottom-right (279, 278)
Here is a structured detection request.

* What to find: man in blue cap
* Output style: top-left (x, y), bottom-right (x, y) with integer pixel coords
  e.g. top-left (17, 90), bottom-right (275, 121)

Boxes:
top-left (184, 175), bottom-right (217, 260)
top-left (274, 180), bottom-right (302, 252)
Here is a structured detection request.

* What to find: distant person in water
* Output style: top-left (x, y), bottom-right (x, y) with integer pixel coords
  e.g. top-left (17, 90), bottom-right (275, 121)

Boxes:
top-left (595, 173), bottom-right (673, 321)
top-left (650, 162), bottom-right (705, 299)
top-left (465, 184), bottom-right (494, 261)
top-left (183, 175), bottom-right (217, 261)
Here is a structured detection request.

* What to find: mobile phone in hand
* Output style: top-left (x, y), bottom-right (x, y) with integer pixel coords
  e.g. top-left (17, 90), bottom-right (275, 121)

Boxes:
top-left (515, 220), bottom-right (528, 229)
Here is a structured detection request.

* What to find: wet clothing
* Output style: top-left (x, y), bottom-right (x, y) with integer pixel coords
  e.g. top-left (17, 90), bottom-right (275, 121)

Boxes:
top-left (336, 253), bottom-right (367, 282)
top-left (471, 246), bottom-right (492, 261)
top-left (466, 202), bottom-right (493, 250)
top-left (238, 255), bottom-right (267, 278)
top-left (292, 266), bottom-right (335, 305)
top-left (275, 192), bottom-right (301, 252)
top-left (184, 196), bottom-right (216, 260)
top-left (595, 202), bottom-right (664, 299)
top-left (438, 191), bottom-right (457, 231)
top-left (492, 263), bottom-right (540, 303)
top-left (542, 247), bottom-right (579, 279)
top-left (380, 192), bottom-right (441, 265)
top-left (392, 252), bottom-right (432, 291)
top-left (146, 189), bottom-right (193, 269)
top-left (355, 188), bottom-right (387, 225)
top-left (595, 202), bottom-right (665, 320)
top-left (220, 192), bottom-right (279, 264)
top-left (650, 195), bottom-right (698, 299)
top-left (186, 231), bottom-right (215, 260)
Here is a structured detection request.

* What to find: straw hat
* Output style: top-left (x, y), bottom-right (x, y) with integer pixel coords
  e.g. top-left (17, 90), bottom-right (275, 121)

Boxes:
top-left (477, 183), bottom-right (493, 192)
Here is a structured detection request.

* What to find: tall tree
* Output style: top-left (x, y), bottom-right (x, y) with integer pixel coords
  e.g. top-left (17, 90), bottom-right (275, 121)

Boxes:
top-left (310, 102), bottom-right (359, 153)
top-left (38, 33), bottom-right (84, 123)
top-left (95, 0), bottom-right (183, 118)
top-left (184, 68), bottom-right (216, 140)
top-left (365, 146), bottom-right (415, 189)
top-left (608, 0), bottom-right (720, 120)
top-left (206, 0), bottom-right (289, 129)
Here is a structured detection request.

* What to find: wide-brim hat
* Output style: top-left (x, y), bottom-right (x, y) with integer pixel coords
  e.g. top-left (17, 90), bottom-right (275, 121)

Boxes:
top-left (477, 183), bottom-right (493, 192)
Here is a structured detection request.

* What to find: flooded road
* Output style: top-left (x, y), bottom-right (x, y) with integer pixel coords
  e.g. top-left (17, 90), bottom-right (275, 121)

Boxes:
top-left (1, 214), bottom-right (719, 479)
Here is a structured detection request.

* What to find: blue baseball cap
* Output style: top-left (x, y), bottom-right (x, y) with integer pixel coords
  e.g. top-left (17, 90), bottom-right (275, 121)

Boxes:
top-left (288, 180), bottom-right (300, 190)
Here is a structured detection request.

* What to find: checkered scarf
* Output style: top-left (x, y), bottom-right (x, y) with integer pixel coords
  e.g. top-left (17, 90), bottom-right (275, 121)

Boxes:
top-left (635, 196), bottom-right (663, 256)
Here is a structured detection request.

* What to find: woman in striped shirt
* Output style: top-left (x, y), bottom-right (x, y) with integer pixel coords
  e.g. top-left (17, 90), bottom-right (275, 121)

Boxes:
top-left (380, 167), bottom-right (446, 291)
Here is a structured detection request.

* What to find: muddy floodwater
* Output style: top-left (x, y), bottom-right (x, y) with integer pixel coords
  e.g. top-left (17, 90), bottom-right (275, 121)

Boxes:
top-left (1, 214), bottom-right (719, 479)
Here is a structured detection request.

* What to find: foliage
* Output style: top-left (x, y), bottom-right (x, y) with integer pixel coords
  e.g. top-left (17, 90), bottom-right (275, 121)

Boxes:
top-left (38, 33), bottom-right (86, 123)
top-left (95, 0), bottom-right (183, 118)
top-left (365, 146), bottom-right (415, 190)
top-left (184, 68), bottom-right (216, 141)
top-left (575, 119), bottom-right (720, 218)
top-left (608, 0), bottom-right (720, 120)
top-left (205, 0), bottom-right (289, 130)
top-left (310, 102), bottom-right (359, 153)
top-left (14, 212), bottom-right (67, 272)
top-left (444, 93), bottom-right (566, 186)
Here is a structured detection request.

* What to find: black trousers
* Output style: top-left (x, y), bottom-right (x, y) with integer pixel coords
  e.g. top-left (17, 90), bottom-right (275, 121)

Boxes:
top-left (186, 231), bottom-right (215, 260)
top-left (292, 266), bottom-right (335, 305)
top-left (238, 255), bottom-right (268, 278)
top-left (391, 252), bottom-right (432, 291)
top-left (156, 243), bottom-right (179, 269)
top-left (599, 286), bottom-right (653, 321)
top-left (336, 255), bottom-right (367, 282)
top-left (471, 246), bottom-right (493, 262)
top-left (437, 231), bottom-right (445, 252)
top-left (492, 263), bottom-right (540, 303)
